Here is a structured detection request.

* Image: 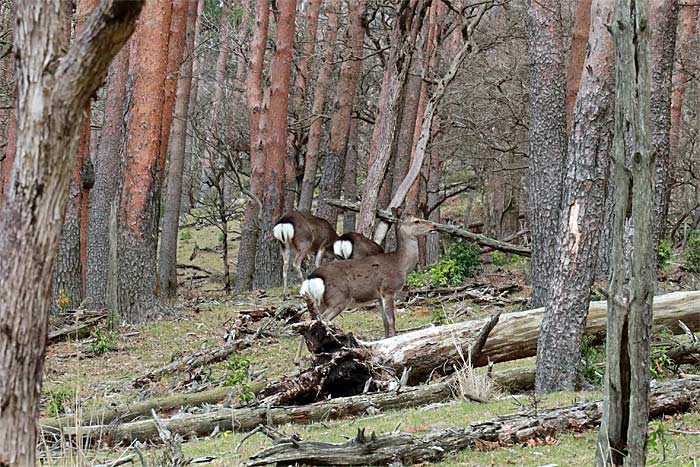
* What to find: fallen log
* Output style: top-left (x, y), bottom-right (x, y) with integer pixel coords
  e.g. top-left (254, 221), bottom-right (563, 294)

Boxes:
top-left (366, 290), bottom-right (700, 384)
top-left (48, 312), bottom-right (108, 344)
top-left (248, 376), bottom-right (700, 466)
top-left (59, 379), bottom-right (457, 446)
top-left (325, 198), bottom-right (531, 257)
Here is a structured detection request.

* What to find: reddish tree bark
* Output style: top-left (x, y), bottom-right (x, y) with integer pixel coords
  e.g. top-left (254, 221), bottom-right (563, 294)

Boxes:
top-left (236, 0), bottom-right (270, 292)
top-left (355, 0), bottom-right (429, 237)
top-left (111, 0), bottom-right (173, 322)
top-left (85, 45), bottom-right (130, 309)
top-left (235, 0), bottom-right (252, 85)
top-left (298, 0), bottom-right (341, 212)
top-left (565, 0), bottom-right (592, 130)
top-left (158, 0), bottom-right (199, 298)
top-left (314, 0), bottom-right (367, 226)
top-left (253, 0), bottom-right (298, 289)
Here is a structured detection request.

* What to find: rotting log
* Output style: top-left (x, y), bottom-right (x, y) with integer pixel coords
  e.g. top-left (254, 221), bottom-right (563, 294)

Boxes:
top-left (248, 376), bottom-right (700, 466)
top-left (48, 312), bottom-right (108, 344)
top-left (366, 291), bottom-right (700, 384)
top-left (59, 379), bottom-right (456, 446)
top-left (325, 198), bottom-right (531, 257)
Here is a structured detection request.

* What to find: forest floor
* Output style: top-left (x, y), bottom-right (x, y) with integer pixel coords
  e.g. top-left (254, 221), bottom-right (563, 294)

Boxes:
top-left (40, 217), bottom-right (700, 466)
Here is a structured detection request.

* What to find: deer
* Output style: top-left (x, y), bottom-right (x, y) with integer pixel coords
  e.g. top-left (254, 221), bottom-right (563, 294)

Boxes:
top-left (273, 211), bottom-right (338, 298)
top-left (300, 212), bottom-right (436, 338)
top-left (333, 232), bottom-right (384, 260)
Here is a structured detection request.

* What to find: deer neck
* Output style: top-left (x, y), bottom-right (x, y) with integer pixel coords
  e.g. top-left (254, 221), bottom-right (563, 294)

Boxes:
top-left (395, 226), bottom-right (419, 274)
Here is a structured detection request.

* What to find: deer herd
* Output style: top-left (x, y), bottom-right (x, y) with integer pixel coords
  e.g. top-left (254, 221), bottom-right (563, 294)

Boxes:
top-left (272, 209), bottom-right (436, 341)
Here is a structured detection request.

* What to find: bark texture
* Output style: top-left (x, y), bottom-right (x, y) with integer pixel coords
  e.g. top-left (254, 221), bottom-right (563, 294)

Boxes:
top-left (565, 0), bottom-right (592, 129)
top-left (158, 0), bottom-right (199, 298)
top-left (0, 2), bottom-right (142, 464)
top-left (111, 0), bottom-right (173, 323)
top-left (596, 1), bottom-right (655, 464)
top-left (85, 45), bottom-right (129, 309)
top-left (235, 0), bottom-right (269, 292)
top-left (526, 0), bottom-right (568, 307)
top-left (315, 0), bottom-right (366, 226)
top-left (356, 0), bottom-right (429, 237)
top-left (252, 0), bottom-right (297, 289)
top-left (342, 118), bottom-right (359, 232)
top-left (298, 0), bottom-right (341, 212)
top-left (535, 0), bottom-right (615, 393)
top-left (650, 0), bottom-right (678, 243)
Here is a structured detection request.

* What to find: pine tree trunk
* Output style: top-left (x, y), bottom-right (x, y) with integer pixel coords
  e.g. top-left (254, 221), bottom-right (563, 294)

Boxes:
top-left (53, 0), bottom-right (98, 311)
top-left (111, 0), bottom-right (173, 323)
top-left (0, 2), bottom-right (141, 464)
top-left (298, 0), bottom-right (341, 212)
top-left (650, 1), bottom-right (678, 243)
top-left (236, 0), bottom-right (270, 292)
top-left (565, 0), bottom-right (592, 130)
top-left (315, 0), bottom-right (366, 225)
top-left (535, 0), bottom-right (615, 393)
top-left (253, 0), bottom-right (297, 289)
top-left (355, 0), bottom-right (429, 237)
top-left (158, 0), bottom-right (199, 298)
top-left (85, 45), bottom-right (129, 309)
top-left (234, 0), bottom-right (252, 86)
top-left (342, 118), bottom-right (359, 232)
top-left (181, 0), bottom-right (205, 213)
top-left (595, 0), bottom-right (654, 464)
top-left (526, 0), bottom-right (568, 307)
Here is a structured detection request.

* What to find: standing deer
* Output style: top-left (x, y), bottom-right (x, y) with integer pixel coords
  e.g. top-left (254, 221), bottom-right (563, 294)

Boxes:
top-left (300, 214), bottom-right (436, 338)
top-left (333, 232), bottom-right (384, 260)
top-left (273, 211), bottom-right (338, 298)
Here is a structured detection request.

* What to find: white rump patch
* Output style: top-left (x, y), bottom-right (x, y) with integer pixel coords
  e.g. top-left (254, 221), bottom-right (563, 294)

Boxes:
top-left (300, 277), bottom-right (325, 305)
top-left (333, 239), bottom-right (353, 259)
top-left (272, 223), bottom-right (294, 244)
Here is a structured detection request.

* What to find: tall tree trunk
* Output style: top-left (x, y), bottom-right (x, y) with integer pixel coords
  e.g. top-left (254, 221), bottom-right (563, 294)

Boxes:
top-left (53, 0), bottom-right (98, 311)
top-left (158, 0), bottom-right (199, 298)
top-left (650, 1), bottom-right (679, 243)
top-left (298, 0), bottom-right (341, 212)
top-left (355, 0), bottom-right (429, 237)
top-left (181, 0), bottom-right (205, 213)
top-left (565, 0), bottom-right (592, 130)
top-left (526, 0), bottom-right (568, 308)
top-left (342, 117), bottom-right (359, 232)
top-left (200, 0), bottom-right (232, 198)
top-left (595, 0), bottom-right (654, 464)
top-left (425, 119), bottom-right (442, 265)
top-left (234, 0), bottom-right (252, 86)
top-left (253, 0), bottom-right (298, 289)
top-left (288, 0), bottom-right (323, 213)
top-left (0, 2), bottom-right (141, 465)
top-left (535, 0), bottom-right (615, 393)
top-left (85, 44), bottom-right (130, 309)
top-left (315, 0), bottom-right (367, 226)
top-left (236, 0), bottom-right (270, 292)
top-left (111, 0), bottom-right (173, 323)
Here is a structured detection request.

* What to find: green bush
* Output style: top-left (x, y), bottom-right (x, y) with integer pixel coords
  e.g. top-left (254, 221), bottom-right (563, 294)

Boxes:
top-left (685, 230), bottom-right (700, 272)
top-left (46, 386), bottom-right (74, 417)
top-left (430, 308), bottom-right (449, 325)
top-left (224, 357), bottom-right (255, 403)
top-left (179, 230), bottom-right (192, 241)
top-left (405, 241), bottom-right (480, 289)
top-left (86, 327), bottom-right (117, 355)
top-left (657, 239), bottom-right (672, 267)
top-left (492, 251), bottom-right (523, 267)
top-left (581, 335), bottom-right (605, 386)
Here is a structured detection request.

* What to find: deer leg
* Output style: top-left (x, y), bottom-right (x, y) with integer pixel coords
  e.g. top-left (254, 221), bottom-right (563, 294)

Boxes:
top-left (281, 246), bottom-right (291, 299)
top-left (292, 250), bottom-right (306, 281)
top-left (314, 248), bottom-right (325, 268)
top-left (380, 295), bottom-right (397, 337)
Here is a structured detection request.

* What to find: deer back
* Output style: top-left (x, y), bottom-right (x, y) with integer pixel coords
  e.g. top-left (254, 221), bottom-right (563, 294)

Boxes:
top-left (334, 232), bottom-right (384, 260)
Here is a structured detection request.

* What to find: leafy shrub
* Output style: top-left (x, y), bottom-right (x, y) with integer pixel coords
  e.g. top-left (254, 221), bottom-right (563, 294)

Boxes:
top-left (430, 308), bottom-right (449, 325)
top-left (224, 357), bottom-right (255, 403)
top-left (406, 271), bottom-right (428, 288)
top-left (581, 335), bottom-right (605, 386)
top-left (405, 241), bottom-right (480, 289)
top-left (46, 386), bottom-right (73, 417)
top-left (55, 289), bottom-right (72, 311)
top-left (657, 239), bottom-right (672, 267)
top-left (445, 240), bottom-right (480, 278)
top-left (492, 251), bottom-right (523, 267)
top-left (86, 327), bottom-right (117, 355)
top-left (179, 230), bottom-right (192, 241)
top-left (685, 230), bottom-right (700, 272)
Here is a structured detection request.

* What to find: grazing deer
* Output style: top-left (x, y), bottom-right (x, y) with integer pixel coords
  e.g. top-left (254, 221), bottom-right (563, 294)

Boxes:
top-left (333, 232), bottom-right (384, 260)
top-left (300, 214), bottom-right (436, 338)
top-left (273, 211), bottom-right (338, 298)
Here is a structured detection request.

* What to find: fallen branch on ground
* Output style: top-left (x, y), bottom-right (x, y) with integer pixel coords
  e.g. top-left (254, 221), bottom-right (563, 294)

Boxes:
top-left (177, 263), bottom-right (215, 276)
top-left (48, 312), bottom-right (108, 345)
top-left (325, 198), bottom-right (531, 256)
top-left (248, 376), bottom-right (700, 466)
